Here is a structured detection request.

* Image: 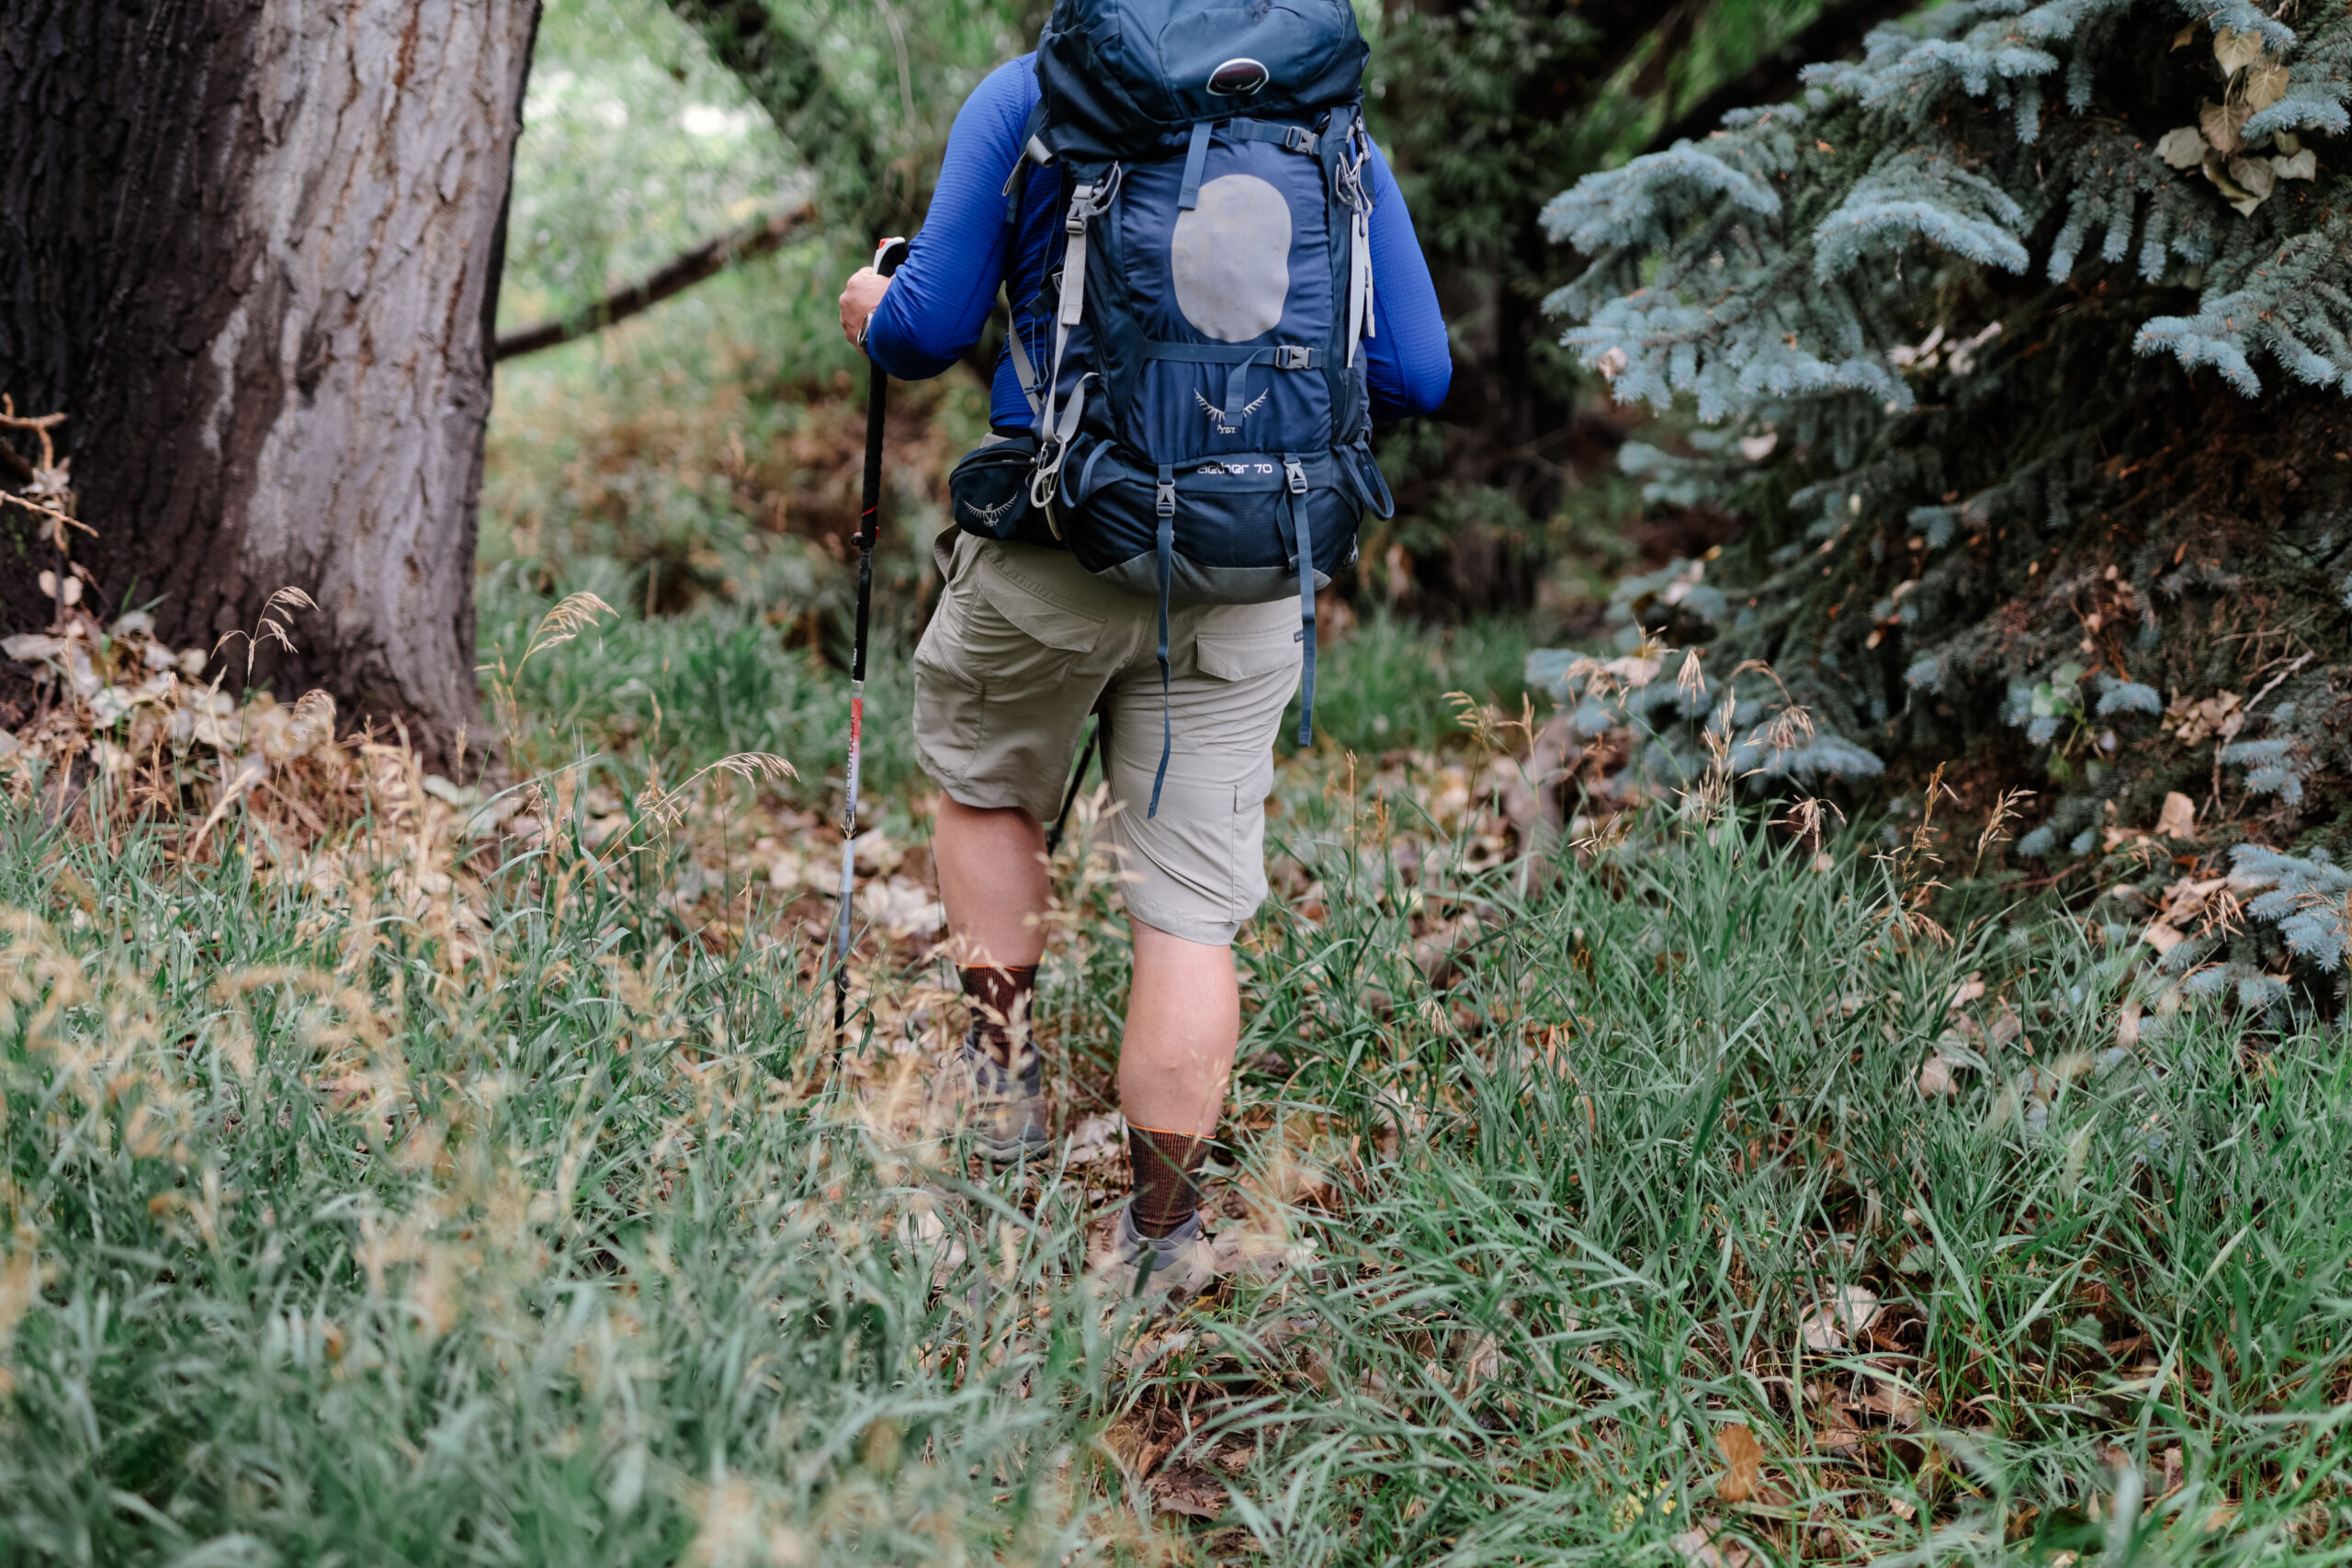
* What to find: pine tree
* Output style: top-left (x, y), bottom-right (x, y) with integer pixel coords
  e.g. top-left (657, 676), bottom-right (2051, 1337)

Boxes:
top-left (1365, 0), bottom-right (1920, 616)
top-left (1539, 0), bottom-right (2352, 988)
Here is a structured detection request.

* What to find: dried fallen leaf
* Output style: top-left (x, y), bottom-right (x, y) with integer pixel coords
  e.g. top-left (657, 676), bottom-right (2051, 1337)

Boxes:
top-left (2199, 97), bottom-right (2250, 157)
top-left (857, 874), bottom-right (945, 940)
top-left (2225, 154), bottom-right (2277, 204)
top-left (1801, 1285), bottom-right (1882, 1351)
top-left (1671, 1521), bottom-right (1753, 1567)
top-left (2142, 920), bottom-right (2187, 955)
top-left (2213, 27), bottom-right (2267, 77)
top-left (1715, 1424), bottom-right (1764, 1503)
top-left (1148, 1462), bottom-right (1227, 1519)
top-left (2242, 60), bottom-right (2289, 112)
top-left (1850, 1380), bottom-right (1926, 1429)
top-left (1814, 1410), bottom-right (1867, 1460)
top-left (1917, 1052), bottom-right (1957, 1098)
top-left (2156, 791), bottom-right (2197, 840)
top-left (1457, 1332), bottom-right (1501, 1395)
top-left (1063, 1111), bottom-right (1123, 1168)
top-left (2155, 126), bottom-right (2207, 169)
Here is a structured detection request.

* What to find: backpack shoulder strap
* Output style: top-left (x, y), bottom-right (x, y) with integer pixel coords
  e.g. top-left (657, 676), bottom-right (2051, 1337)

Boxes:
top-left (1001, 103), bottom-right (1053, 224)
top-left (1000, 102), bottom-right (1055, 421)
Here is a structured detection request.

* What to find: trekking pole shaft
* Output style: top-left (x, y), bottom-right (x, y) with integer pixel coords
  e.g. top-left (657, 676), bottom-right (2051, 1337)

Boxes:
top-left (834, 237), bottom-right (909, 1048)
top-left (1045, 715), bottom-right (1102, 855)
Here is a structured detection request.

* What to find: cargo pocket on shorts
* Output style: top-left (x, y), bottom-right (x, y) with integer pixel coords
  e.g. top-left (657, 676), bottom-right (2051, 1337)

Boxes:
top-left (1191, 618), bottom-right (1298, 919)
top-left (912, 587), bottom-right (985, 789)
top-left (1193, 622), bottom-right (1303, 685)
top-left (964, 560), bottom-right (1107, 694)
top-left (915, 550), bottom-right (1108, 801)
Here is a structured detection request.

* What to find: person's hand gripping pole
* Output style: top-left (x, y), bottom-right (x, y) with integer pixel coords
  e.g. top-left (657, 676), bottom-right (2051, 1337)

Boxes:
top-left (834, 236), bottom-right (910, 1055)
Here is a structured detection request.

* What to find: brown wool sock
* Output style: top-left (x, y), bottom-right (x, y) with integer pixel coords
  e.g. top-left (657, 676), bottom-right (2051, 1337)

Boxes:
top-left (958, 964), bottom-right (1038, 1073)
top-left (1127, 1122), bottom-right (1208, 1238)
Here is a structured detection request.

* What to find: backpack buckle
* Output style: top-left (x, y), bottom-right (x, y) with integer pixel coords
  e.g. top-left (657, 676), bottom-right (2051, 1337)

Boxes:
top-left (1157, 479), bottom-right (1177, 516)
top-left (1283, 459), bottom-right (1308, 495)
top-left (1283, 125), bottom-right (1318, 155)
top-left (1275, 345), bottom-right (1313, 370)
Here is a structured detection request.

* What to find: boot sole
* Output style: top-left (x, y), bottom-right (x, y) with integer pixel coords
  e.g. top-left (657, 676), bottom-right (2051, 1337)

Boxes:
top-left (978, 1134), bottom-right (1052, 1166)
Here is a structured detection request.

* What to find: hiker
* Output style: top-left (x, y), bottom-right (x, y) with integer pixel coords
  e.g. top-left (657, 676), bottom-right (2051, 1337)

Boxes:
top-left (838, 6), bottom-right (1449, 1298)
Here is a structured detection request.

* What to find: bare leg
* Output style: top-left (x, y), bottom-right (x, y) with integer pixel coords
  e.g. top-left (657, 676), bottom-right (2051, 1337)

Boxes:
top-left (1117, 919), bottom-right (1239, 1139)
top-left (933, 796), bottom-right (1050, 969)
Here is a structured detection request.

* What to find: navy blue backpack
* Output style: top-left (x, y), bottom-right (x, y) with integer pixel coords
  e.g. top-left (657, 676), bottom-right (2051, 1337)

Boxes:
top-left (951, 0), bottom-right (1396, 811)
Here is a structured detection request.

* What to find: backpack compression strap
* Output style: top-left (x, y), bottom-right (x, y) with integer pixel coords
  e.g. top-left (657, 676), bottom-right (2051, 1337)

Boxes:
top-left (1335, 111), bottom-right (1376, 367)
top-left (1180, 118), bottom-right (1323, 209)
top-left (1283, 457), bottom-right (1317, 749)
top-left (1149, 464), bottom-right (1177, 818)
top-left (1031, 166), bottom-right (1123, 509)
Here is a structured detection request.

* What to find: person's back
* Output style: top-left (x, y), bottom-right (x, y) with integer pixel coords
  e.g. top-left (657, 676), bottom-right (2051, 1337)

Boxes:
top-left (839, 13), bottom-right (1448, 1297)
top-left (854, 52), bottom-right (1450, 444)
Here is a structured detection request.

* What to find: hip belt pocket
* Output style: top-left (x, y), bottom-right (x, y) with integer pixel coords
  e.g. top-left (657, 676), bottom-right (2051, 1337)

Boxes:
top-left (948, 434), bottom-right (1062, 547)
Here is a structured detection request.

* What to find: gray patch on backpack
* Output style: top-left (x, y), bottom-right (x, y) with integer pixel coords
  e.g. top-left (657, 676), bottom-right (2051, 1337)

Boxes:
top-left (1170, 175), bottom-right (1291, 343)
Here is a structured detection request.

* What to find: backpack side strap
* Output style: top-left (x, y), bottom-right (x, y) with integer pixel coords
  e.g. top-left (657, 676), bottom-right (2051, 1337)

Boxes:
top-left (1331, 109), bottom-right (1376, 367)
top-left (1282, 456), bottom-right (1317, 749)
top-left (1030, 165), bottom-right (1124, 507)
top-left (1148, 463), bottom-right (1178, 818)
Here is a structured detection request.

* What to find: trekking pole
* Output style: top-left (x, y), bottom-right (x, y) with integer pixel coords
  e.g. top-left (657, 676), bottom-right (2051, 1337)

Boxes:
top-left (834, 236), bottom-right (910, 1053)
top-left (1044, 713), bottom-right (1103, 856)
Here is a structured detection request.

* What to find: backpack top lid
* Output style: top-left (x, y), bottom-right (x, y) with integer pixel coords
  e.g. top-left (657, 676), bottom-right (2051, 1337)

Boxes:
top-left (1035, 0), bottom-right (1368, 161)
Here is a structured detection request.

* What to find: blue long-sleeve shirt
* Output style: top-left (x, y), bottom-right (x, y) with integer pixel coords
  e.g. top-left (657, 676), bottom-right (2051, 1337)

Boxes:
top-left (866, 55), bottom-right (1451, 429)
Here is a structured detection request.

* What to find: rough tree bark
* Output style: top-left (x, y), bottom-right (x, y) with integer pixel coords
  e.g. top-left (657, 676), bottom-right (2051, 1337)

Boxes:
top-left (0, 0), bottom-right (541, 773)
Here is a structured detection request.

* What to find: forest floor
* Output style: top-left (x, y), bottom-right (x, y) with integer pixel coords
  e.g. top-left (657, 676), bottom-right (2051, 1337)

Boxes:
top-left (3, 296), bottom-right (2348, 1565)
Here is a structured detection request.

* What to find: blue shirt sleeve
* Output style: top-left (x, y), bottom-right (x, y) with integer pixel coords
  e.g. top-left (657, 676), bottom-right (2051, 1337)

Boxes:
top-left (1362, 140), bottom-right (1451, 422)
top-left (863, 60), bottom-right (1033, 382)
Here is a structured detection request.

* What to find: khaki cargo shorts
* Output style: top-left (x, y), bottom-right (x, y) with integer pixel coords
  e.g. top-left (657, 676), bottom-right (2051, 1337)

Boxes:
top-left (913, 528), bottom-right (1302, 946)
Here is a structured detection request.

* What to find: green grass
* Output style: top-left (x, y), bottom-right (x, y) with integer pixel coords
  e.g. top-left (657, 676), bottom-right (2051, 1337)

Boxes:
top-left (1204, 801), bottom-right (2352, 1563)
top-left (1282, 610), bottom-right (1538, 760)
top-left (5, 596), bottom-right (2349, 1561)
top-left (0, 800), bottom-right (1118, 1566)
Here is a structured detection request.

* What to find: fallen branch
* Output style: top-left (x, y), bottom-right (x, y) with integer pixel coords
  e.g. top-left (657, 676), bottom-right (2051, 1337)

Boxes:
top-left (493, 202), bottom-right (814, 362)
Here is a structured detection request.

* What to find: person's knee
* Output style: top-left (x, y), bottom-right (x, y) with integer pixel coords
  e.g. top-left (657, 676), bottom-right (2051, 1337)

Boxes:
top-left (1129, 918), bottom-right (1238, 993)
top-left (938, 795), bottom-right (1044, 840)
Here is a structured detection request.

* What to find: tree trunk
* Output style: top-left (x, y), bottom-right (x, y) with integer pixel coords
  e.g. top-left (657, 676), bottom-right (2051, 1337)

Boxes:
top-left (0, 0), bottom-right (540, 773)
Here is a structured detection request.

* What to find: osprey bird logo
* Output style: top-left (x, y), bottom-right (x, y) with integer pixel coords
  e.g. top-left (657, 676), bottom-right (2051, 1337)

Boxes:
top-left (959, 495), bottom-right (1018, 533)
top-left (1195, 388), bottom-right (1270, 435)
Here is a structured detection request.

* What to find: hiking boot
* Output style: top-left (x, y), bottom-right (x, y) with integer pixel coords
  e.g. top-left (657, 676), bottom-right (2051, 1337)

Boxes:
top-left (1098, 1203), bottom-right (1217, 1305)
top-left (925, 1031), bottom-right (1050, 1166)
